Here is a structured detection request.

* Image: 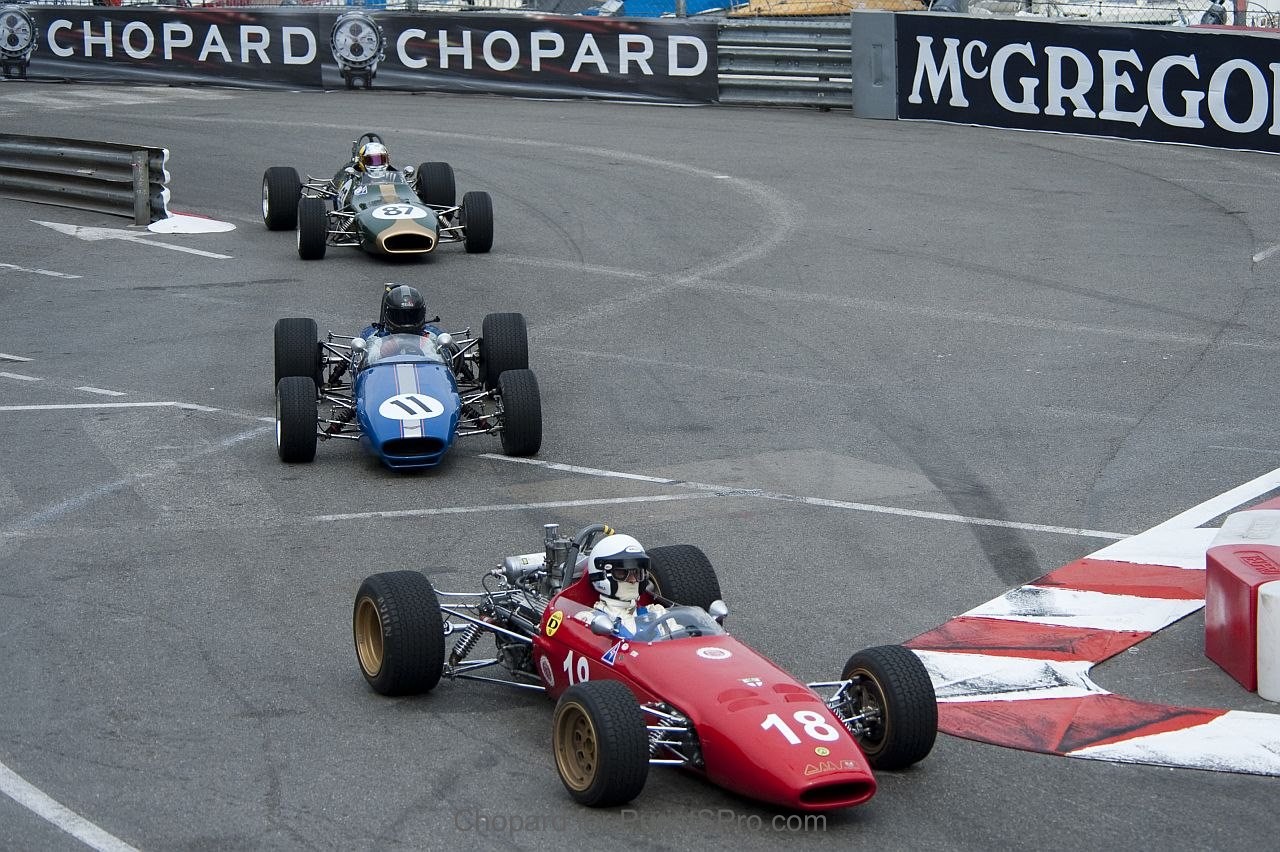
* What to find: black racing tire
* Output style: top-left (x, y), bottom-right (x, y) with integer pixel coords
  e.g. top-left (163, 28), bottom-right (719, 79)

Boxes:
top-left (462, 190), bottom-right (493, 254)
top-left (498, 369), bottom-right (542, 457)
top-left (353, 571), bottom-right (445, 696)
top-left (552, 680), bottom-right (649, 807)
top-left (273, 317), bottom-right (321, 387)
top-left (275, 377), bottom-right (317, 463)
top-left (840, 645), bottom-right (937, 770)
top-left (297, 197), bottom-right (328, 260)
top-left (416, 161), bottom-right (455, 207)
top-left (262, 166), bottom-right (301, 231)
top-left (646, 545), bottom-right (722, 610)
top-left (479, 312), bottom-right (528, 390)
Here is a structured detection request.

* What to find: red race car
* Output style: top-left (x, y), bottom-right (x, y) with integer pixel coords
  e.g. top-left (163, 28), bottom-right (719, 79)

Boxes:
top-left (352, 523), bottom-right (937, 811)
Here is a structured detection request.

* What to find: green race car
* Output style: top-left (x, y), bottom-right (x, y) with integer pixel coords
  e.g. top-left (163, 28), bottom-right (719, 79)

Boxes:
top-left (261, 132), bottom-right (493, 261)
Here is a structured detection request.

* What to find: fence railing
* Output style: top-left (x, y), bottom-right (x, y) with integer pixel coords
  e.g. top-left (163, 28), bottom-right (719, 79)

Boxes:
top-left (717, 17), bottom-right (852, 108)
top-left (0, 135), bottom-right (170, 224)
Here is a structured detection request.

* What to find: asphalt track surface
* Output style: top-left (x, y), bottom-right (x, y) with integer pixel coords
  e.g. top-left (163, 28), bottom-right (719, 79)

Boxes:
top-left (2, 82), bottom-right (1280, 850)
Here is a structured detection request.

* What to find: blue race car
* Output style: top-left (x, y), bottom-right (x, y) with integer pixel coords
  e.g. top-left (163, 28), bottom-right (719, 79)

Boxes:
top-left (273, 285), bottom-right (540, 470)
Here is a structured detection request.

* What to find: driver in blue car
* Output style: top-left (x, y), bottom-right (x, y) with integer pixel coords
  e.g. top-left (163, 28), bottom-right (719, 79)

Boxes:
top-left (587, 533), bottom-right (666, 638)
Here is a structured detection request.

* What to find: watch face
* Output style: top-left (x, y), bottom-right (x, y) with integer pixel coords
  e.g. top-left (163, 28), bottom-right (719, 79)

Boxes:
top-left (332, 16), bottom-right (382, 68)
top-left (0, 9), bottom-right (35, 58)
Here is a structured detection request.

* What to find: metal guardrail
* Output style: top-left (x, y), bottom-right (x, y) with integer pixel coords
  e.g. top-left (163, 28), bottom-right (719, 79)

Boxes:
top-left (0, 134), bottom-right (170, 224)
top-left (716, 18), bottom-right (852, 109)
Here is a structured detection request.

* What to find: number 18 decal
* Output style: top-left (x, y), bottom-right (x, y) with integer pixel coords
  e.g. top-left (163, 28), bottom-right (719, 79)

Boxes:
top-left (760, 710), bottom-right (840, 744)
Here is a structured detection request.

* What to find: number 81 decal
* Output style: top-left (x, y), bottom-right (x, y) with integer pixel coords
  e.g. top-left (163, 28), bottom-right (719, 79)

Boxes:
top-left (760, 710), bottom-right (841, 744)
top-left (371, 204), bottom-right (428, 220)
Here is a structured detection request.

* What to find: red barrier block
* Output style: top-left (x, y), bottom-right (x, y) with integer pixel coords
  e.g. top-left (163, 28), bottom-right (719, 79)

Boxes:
top-left (1205, 543), bottom-right (1280, 691)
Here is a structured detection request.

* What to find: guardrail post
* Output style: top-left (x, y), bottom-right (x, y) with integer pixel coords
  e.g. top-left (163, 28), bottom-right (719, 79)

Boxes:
top-left (131, 149), bottom-right (149, 225)
top-left (851, 11), bottom-right (897, 119)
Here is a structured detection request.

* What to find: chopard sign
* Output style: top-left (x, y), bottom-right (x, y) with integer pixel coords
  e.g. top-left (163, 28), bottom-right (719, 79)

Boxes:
top-left (897, 15), bottom-right (1280, 154)
top-left (17, 8), bottom-right (718, 102)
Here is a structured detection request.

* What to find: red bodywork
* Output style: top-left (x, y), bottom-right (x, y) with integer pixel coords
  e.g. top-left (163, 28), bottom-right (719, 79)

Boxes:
top-left (530, 575), bottom-right (877, 811)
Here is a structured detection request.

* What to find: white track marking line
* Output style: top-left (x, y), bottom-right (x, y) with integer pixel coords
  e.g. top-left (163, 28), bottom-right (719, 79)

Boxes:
top-left (312, 492), bottom-right (715, 523)
top-left (1146, 464), bottom-right (1280, 533)
top-left (7, 425), bottom-right (270, 534)
top-left (0, 762), bottom-right (140, 852)
top-left (75, 387), bottom-right (127, 397)
top-left (0, 402), bottom-right (218, 412)
top-left (1253, 244), bottom-right (1280, 264)
top-left (0, 354), bottom-right (33, 362)
top-left (0, 263), bottom-right (81, 279)
top-left (0, 372), bottom-right (41, 382)
top-left (480, 455), bottom-right (1128, 540)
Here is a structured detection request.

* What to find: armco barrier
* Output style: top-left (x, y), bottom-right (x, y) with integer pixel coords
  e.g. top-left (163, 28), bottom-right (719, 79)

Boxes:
top-left (717, 18), bottom-right (853, 109)
top-left (0, 134), bottom-right (170, 224)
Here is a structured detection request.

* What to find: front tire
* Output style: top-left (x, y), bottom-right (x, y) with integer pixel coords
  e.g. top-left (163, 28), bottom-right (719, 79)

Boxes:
top-left (646, 545), bottom-right (722, 610)
top-left (273, 317), bottom-right (321, 387)
top-left (297, 197), bottom-right (328, 260)
top-left (498, 369), bottom-right (541, 457)
top-left (552, 681), bottom-right (649, 807)
top-left (416, 161), bottom-right (455, 207)
top-left (840, 645), bottom-right (937, 770)
top-left (262, 166), bottom-right (301, 231)
top-left (275, 376), bottom-right (317, 463)
top-left (462, 190), bottom-right (493, 254)
top-left (353, 571), bottom-right (445, 696)
top-left (479, 312), bottom-right (528, 390)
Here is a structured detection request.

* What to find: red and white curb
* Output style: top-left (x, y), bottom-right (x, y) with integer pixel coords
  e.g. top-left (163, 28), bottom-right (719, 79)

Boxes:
top-left (908, 467), bottom-right (1280, 776)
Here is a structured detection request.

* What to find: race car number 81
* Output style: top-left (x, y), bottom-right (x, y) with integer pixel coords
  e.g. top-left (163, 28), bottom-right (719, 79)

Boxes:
top-left (371, 204), bottom-right (428, 220)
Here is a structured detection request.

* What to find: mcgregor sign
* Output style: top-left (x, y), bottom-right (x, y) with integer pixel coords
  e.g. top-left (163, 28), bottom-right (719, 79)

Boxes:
top-left (896, 15), bottom-right (1280, 154)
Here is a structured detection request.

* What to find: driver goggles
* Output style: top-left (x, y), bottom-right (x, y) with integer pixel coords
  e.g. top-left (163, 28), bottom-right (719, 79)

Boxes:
top-left (600, 557), bottom-right (649, 582)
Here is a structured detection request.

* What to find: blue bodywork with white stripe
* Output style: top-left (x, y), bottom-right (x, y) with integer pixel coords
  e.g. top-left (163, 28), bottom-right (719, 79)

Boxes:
top-left (355, 352), bottom-right (462, 470)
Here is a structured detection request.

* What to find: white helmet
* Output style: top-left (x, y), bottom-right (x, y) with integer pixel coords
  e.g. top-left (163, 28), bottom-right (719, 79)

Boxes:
top-left (588, 533), bottom-right (650, 602)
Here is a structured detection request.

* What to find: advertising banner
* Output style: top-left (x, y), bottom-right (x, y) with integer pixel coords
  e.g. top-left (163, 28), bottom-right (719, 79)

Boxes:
top-left (896, 14), bottom-right (1280, 155)
top-left (0, 6), bottom-right (718, 103)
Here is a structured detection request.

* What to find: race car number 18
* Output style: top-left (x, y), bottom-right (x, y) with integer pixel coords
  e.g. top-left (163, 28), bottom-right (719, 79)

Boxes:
top-left (760, 711), bottom-right (841, 745)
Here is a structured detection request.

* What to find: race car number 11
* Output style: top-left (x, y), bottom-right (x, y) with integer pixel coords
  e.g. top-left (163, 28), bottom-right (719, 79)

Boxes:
top-left (760, 711), bottom-right (841, 744)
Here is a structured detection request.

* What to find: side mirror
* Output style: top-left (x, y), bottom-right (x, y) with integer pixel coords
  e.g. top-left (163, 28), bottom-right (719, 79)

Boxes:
top-left (436, 332), bottom-right (453, 347)
top-left (589, 613), bottom-right (616, 637)
top-left (708, 599), bottom-right (728, 624)
top-left (403, 164), bottom-right (416, 178)
top-left (349, 337), bottom-right (367, 354)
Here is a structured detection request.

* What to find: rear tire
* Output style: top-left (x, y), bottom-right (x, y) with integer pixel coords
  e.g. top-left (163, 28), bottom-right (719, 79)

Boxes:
top-left (273, 317), bottom-right (321, 387)
top-left (353, 571), bottom-right (445, 696)
top-left (479, 312), bottom-right (528, 390)
top-left (646, 545), bottom-right (722, 610)
top-left (498, 369), bottom-right (542, 457)
top-left (297, 198), bottom-right (328, 260)
top-left (840, 646), bottom-right (937, 770)
top-left (275, 377), bottom-right (317, 463)
top-left (462, 190), bottom-right (493, 254)
top-left (262, 166), bottom-right (301, 231)
top-left (552, 681), bottom-right (649, 807)
top-left (416, 162), bottom-right (455, 207)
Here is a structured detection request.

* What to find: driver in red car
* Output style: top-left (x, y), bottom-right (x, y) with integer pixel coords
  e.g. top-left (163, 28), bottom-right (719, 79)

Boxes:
top-left (587, 533), bottom-right (666, 638)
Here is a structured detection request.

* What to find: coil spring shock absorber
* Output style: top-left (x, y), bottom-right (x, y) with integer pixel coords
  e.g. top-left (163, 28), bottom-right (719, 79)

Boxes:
top-left (325, 405), bottom-right (356, 434)
top-left (448, 622), bottom-right (484, 665)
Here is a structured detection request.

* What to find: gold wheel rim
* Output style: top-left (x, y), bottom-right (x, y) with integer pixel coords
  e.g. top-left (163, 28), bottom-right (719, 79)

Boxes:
top-left (354, 597), bottom-right (384, 677)
top-left (852, 668), bottom-right (889, 755)
top-left (554, 703), bottom-right (598, 792)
